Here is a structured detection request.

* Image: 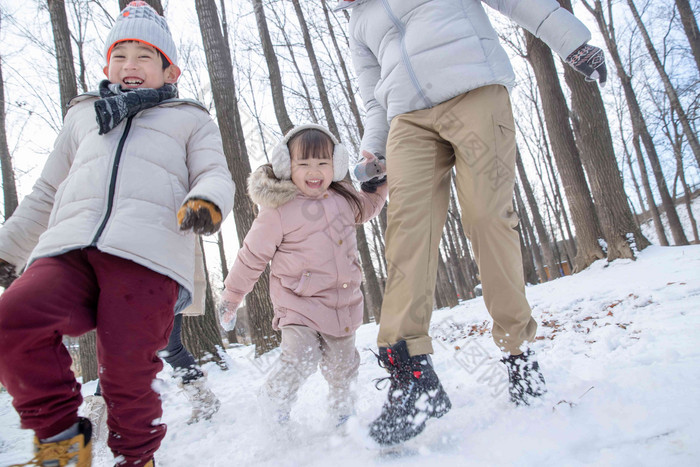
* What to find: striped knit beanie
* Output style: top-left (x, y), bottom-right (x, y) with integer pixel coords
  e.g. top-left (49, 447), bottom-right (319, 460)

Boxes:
top-left (104, 1), bottom-right (177, 66)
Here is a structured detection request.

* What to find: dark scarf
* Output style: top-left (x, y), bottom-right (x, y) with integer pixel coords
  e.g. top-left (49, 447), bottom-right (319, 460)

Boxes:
top-left (94, 80), bottom-right (178, 135)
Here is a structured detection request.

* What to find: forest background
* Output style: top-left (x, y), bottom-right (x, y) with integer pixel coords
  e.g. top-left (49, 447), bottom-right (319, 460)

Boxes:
top-left (0, 0), bottom-right (698, 380)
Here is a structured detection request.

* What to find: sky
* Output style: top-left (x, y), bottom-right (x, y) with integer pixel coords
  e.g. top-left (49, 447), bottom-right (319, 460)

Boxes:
top-left (1, 205), bottom-right (699, 465)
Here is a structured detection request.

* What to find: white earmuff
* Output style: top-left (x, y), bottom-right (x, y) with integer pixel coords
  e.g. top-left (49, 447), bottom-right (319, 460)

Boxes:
top-left (269, 124), bottom-right (349, 182)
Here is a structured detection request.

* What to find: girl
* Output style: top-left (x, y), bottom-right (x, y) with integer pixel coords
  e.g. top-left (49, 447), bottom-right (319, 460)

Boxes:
top-left (219, 124), bottom-right (387, 425)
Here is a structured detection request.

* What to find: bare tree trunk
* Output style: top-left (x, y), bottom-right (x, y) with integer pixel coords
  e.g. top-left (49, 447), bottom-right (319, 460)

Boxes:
top-left (360, 283), bottom-right (371, 324)
top-left (219, 0), bottom-right (231, 54)
top-left (668, 116), bottom-right (700, 244)
top-left (558, 0), bottom-right (650, 259)
top-left (621, 129), bottom-right (647, 219)
top-left (356, 225), bottom-right (383, 322)
top-left (633, 135), bottom-right (669, 245)
top-left (439, 233), bottom-right (461, 298)
top-left (241, 72), bottom-right (275, 163)
top-left (516, 149), bottom-right (558, 280)
top-left (0, 47), bottom-right (19, 219)
top-left (269, 7), bottom-right (319, 124)
top-left (215, 230), bottom-right (238, 344)
top-left (196, 0), bottom-right (280, 355)
top-left (291, 0), bottom-right (340, 139)
top-left (524, 30), bottom-right (605, 271)
top-left (674, 0), bottom-right (700, 77)
top-left (615, 91), bottom-right (663, 241)
top-left (370, 218), bottom-right (387, 284)
top-left (182, 238), bottom-right (227, 365)
top-left (449, 178), bottom-right (480, 290)
top-left (524, 100), bottom-right (577, 260)
top-left (544, 203), bottom-right (565, 270)
top-left (516, 217), bottom-right (539, 285)
top-left (120, 0), bottom-right (162, 14)
top-left (217, 231), bottom-right (229, 279)
top-left (67, 1), bottom-right (88, 93)
top-left (444, 212), bottom-right (471, 298)
top-left (676, 147), bottom-right (700, 244)
top-left (47, 0), bottom-right (78, 118)
top-left (78, 331), bottom-right (98, 382)
top-left (182, 299), bottom-right (227, 361)
top-left (582, 0), bottom-right (688, 245)
top-left (252, 0), bottom-right (294, 134)
top-left (541, 139), bottom-right (577, 260)
top-left (515, 182), bottom-right (547, 283)
top-left (626, 0), bottom-right (700, 170)
top-left (321, 0), bottom-right (364, 137)
top-left (436, 247), bottom-right (458, 308)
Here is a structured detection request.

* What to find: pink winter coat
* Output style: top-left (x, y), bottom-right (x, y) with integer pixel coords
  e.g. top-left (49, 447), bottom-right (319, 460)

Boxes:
top-left (222, 165), bottom-right (387, 337)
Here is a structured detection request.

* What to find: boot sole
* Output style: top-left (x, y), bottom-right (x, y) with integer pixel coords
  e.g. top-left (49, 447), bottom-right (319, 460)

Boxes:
top-left (370, 387), bottom-right (452, 446)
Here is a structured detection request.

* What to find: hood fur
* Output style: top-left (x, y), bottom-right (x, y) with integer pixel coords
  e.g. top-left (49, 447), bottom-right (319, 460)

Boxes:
top-left (247, 164), bottom-right (299, 209)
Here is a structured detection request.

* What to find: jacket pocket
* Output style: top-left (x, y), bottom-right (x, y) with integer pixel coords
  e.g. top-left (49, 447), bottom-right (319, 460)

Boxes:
top-left (293, 271), bottom-right (311, 296)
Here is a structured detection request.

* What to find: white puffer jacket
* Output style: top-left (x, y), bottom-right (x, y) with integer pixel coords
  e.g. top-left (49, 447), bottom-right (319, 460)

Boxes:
top-left (0, 94), bottom-right (235, 311)
top-left (341, 0), bottom-right (591, 155)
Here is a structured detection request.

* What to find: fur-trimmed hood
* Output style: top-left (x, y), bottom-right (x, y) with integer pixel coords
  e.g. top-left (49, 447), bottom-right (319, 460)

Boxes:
top-left (247, 164), bottom-right (299, 209)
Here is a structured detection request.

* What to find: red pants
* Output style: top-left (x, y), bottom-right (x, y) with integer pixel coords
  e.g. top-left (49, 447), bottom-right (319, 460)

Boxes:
top-left (0, 248), bottom-right (177, 465)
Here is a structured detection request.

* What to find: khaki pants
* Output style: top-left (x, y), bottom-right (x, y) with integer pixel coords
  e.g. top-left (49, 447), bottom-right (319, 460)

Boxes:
top-left (263, 325), bottom-right (360, 417)
top-left (377, 85), bottom-right (537, 356)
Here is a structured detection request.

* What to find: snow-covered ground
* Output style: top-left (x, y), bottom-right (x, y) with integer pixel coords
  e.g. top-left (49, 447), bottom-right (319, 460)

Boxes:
top-left (1, 242), bottom-right (699, 466)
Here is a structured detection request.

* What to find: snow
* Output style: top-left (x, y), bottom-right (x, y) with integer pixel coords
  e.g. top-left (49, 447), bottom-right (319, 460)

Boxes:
top-left (1, 244), bottom-right (699, 466)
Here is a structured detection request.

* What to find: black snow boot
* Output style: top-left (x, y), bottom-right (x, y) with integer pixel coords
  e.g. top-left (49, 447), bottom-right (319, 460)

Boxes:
top-left (501, 349), bottom-right (547, 406)
top-left (369, 340), bottom-right (451, 445)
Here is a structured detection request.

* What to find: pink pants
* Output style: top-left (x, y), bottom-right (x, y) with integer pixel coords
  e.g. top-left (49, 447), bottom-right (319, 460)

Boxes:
top-left (0, 248), bottom-right (177, 465)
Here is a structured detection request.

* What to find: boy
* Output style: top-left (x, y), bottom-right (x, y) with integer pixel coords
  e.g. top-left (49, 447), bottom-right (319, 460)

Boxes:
top-left (335, 0), bottom-right (606, 445)
top-left (0, 2), bottom-right (234, 465)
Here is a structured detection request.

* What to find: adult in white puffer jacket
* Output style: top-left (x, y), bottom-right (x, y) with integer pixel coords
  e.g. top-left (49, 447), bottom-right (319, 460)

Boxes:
top-left (335, 0), bottom-right (607, 446)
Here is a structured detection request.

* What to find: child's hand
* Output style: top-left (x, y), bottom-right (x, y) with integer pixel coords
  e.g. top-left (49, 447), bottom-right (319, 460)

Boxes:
top-left (0, 260), bottom-right (18, 289)
top-left (218, 301), bottom-right (238, 332)
top-left (177, 198), bottom-right (222, 235)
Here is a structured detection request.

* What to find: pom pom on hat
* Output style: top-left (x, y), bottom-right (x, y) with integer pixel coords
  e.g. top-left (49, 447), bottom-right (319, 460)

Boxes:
top-left (104, 1), bottom-right (178, 66)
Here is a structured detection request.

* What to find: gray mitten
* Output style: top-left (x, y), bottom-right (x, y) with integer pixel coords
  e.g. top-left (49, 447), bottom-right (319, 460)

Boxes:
top-left (356, 152), bottom-right (387, 193)
top-left (354, 153), bottom-right (386, 182)
top-left (0, 260), bottom-right (18, 289)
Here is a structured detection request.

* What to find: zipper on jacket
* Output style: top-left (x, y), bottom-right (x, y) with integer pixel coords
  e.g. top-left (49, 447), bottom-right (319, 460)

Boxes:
top-left (91, 116), bottom-right (134, 244)
top-left (380, 0), bottom-right (433, 109)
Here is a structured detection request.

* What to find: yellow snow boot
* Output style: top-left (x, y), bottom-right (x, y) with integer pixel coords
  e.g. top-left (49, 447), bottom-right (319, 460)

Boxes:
top-left (11, 417), bottom-right (92, 467)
